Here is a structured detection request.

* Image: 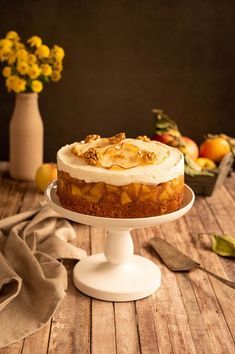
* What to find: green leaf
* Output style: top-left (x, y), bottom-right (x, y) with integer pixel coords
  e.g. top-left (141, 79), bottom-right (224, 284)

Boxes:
top-left (156, 122), bottom-right (169, 129)
top-left (152, 109), bottom-right (179, 132)
top-left (212, 234), bottom-right (235, 257)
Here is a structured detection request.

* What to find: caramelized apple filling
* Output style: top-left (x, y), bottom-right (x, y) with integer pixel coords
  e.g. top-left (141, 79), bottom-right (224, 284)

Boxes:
top-left (57, 172), bottom-right (184, 206)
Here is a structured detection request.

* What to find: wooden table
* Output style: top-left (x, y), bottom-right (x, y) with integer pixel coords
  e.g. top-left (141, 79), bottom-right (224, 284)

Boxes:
top-left (0, 162), bottom-right (235, 354)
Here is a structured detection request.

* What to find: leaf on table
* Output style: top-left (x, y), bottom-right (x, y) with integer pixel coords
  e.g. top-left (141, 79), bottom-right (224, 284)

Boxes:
top-left (212, 234), bottom-right (235, 257)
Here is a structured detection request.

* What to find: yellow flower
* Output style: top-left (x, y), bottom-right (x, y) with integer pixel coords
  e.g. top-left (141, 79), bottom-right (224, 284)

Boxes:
top-left (16, 48), bottom-right (28, 61)
top-left (6, 75), bottom-right (26, 93)
top-left (51, 70), bottom-right (61, 82)
top-left (8, 52), bottom-right (17, 65)
top-left (2, 66), bottom-right (11, 77)
top-left (6, 75), bottom-right (15, 92)
top-left (17, 78), bottom-right (27, 92)
top-left (36, 45), bottom-right (50, 59)
top-left (28, 64), bottom-right (41, 79)
top-left (0, 48), bottom-right (10, 61)
top-left (27, 36), bottom-right (42, 48)
top-left (1, 32), bottom-right (64, 93)
top-left (41, 63), bottom-right (52, 76)
top-left (0, 39), bottom-right (12, 61)
top-left (51, 45), bottom-right (65, 61)
top-left (6, 31), bottom-right (20, 41)
top-left (53, 61), bottom-right (63, 72)
top-left (28, 54), bottom-right (37, 65)
top-left (0, 39), bottom-right (13, 49)
top-left (14, 77), bottom-right (26, 93)
top-left (31, 80), bottom-right (43, 93)
top-left (17, 61), bottom-right (29, 75)
top-left (15, 42), bottom-right (25, 51)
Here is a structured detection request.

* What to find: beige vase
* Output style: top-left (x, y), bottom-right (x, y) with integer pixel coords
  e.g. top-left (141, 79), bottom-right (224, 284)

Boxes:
top-left (9, 93), bottom-right (44, 181)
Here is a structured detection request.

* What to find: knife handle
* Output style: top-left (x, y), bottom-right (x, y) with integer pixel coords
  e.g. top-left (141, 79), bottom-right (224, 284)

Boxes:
top-left (198, 266), bottom-right (235, 289)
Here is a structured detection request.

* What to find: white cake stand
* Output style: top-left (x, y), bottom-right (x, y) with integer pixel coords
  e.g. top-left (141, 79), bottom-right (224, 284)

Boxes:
top-left (45, 182), bottom-right (194, 302)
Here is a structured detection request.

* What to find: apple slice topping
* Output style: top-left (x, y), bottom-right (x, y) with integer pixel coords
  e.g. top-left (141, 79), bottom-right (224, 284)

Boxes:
top-left (100, 143), bottom-right (141, 169)
top-left (72, 134), bottom-right (169, 169)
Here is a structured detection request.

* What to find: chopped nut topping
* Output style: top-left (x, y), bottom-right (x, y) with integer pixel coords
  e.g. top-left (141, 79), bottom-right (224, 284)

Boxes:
top-left (138, 150), bottom-right (157, 163)
top-left (71, 144), bottom-right (80, 156)
top-left (84, 134), bottom-right (101, 143)
top-left (80, 148), bottom-right (100, 166)
top-left (136, 135), bottom-right (151, 142)
top-left (109, 132), bottom-right (126, 144)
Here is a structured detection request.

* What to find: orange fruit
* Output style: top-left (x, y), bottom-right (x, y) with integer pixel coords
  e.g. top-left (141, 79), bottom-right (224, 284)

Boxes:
top-left (199, 138), bottom-right (230, 163)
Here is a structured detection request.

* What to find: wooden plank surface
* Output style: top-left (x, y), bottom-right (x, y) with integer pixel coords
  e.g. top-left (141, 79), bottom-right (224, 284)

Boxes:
top-left (0, 164), bottom-right (234, 354)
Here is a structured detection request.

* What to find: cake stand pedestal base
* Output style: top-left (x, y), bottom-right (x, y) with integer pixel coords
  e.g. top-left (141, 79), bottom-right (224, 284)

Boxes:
top-left (73, 253), bottom-right (161, 302)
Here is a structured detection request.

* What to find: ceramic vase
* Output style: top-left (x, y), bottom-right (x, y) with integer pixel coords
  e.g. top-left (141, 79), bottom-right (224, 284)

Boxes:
top-left (9, 93), bottom-right (44, 181)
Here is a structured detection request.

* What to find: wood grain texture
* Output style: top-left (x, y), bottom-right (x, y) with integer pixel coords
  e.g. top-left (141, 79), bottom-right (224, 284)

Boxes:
top-left (114, 302), bottom-right (140, 354)
top-left (0, 164), bottom-right (234, 354)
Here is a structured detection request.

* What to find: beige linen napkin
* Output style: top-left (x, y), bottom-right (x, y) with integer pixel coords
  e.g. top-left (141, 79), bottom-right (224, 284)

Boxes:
top-left (0, 203), bottom-right (87, 348)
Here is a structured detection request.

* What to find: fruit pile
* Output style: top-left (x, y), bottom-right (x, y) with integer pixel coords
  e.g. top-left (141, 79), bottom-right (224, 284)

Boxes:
top-left (152, 109), bottom-right (234, 176)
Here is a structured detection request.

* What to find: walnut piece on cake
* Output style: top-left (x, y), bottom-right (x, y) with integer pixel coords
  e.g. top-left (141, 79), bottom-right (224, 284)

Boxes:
top-left (84, 134), bottom-right (101, 143)
top-left (108, 132), bottom-right (126, 144)
top-left (138, 150), bottom-right (157, 164)
top-left (136, 135), bottom-right (151, 142)
top-left (80, 147), bottom-right (100, 166)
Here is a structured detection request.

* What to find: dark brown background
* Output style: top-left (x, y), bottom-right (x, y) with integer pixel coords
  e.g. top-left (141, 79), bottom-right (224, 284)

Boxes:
top-left (0, 0), bottom-right (235, 162)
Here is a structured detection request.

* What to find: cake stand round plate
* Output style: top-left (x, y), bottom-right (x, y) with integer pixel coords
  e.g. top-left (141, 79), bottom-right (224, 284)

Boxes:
top-left (45, 182), bottom-right (194, 302)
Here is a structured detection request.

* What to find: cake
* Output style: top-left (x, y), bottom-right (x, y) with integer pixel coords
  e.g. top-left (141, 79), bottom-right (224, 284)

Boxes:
top-left (57, 133), bottom-right (184, 218)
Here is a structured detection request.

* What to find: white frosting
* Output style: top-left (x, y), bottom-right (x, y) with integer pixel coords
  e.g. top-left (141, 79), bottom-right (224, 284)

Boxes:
top-left (57, 138), bottom-right (184, 186)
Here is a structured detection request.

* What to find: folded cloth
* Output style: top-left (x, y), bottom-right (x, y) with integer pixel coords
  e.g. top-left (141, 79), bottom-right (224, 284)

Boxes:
top-left (0, 203), bottom-right (87, 348)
